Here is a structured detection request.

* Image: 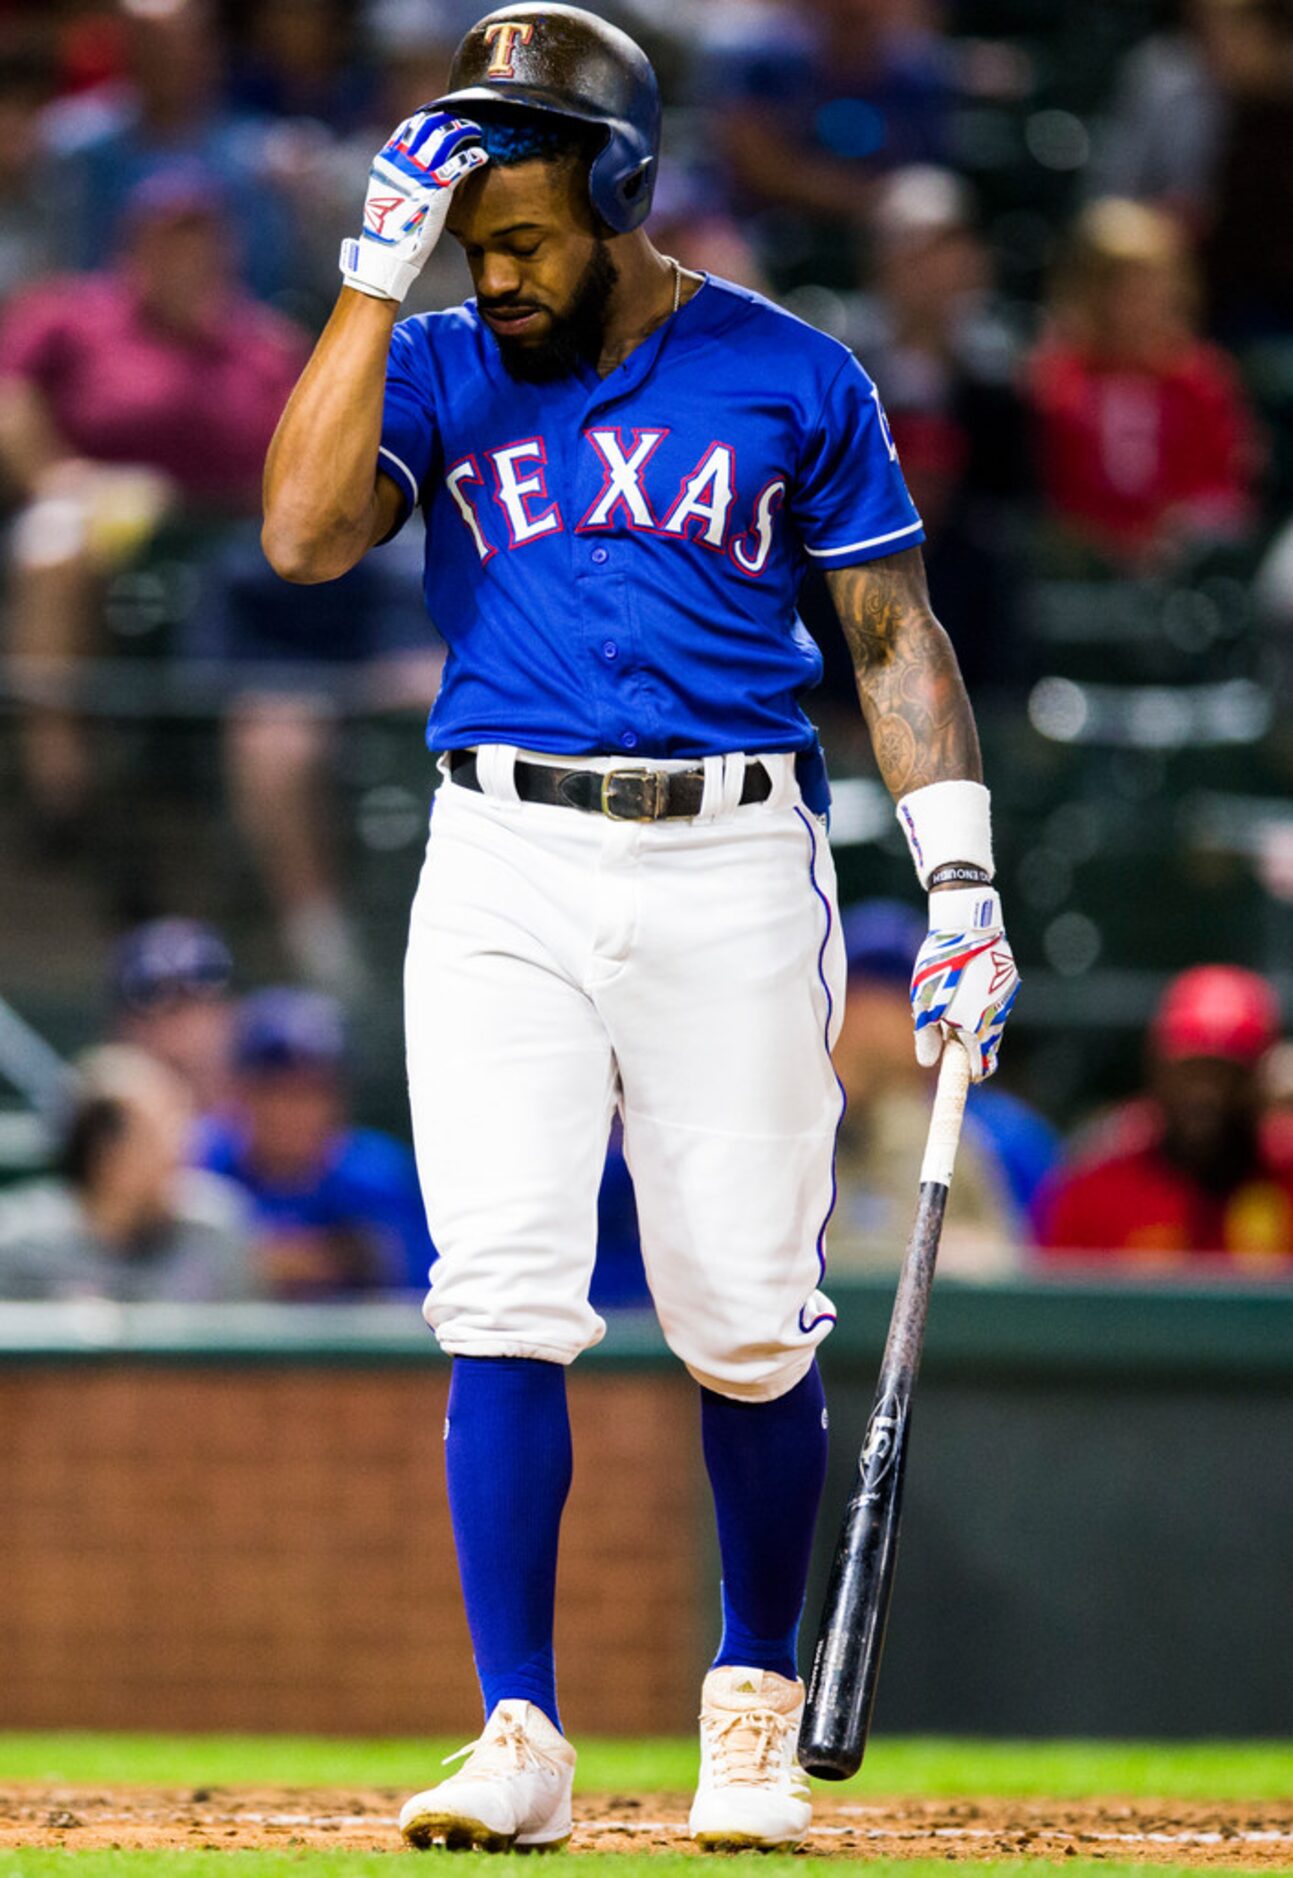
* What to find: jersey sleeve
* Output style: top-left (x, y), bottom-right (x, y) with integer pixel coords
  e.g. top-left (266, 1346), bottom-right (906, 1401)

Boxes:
top-left (378, 318), bottom-right (439, 529)
top-left (790, 352), bottom-right (925, 567)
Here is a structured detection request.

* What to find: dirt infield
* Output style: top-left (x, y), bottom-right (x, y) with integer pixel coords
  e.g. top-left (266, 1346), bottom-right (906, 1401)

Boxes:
top-left (2, 1787), bottom-right (1293, 1862)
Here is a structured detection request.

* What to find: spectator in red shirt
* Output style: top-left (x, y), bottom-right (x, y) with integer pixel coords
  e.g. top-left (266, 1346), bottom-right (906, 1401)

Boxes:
top-left (1028, 198), bottom-right (1257, 571)
top-left (0, 163), bottom-right (306, 839)
top-left (1036, 965), bottom-right (1293, 1270)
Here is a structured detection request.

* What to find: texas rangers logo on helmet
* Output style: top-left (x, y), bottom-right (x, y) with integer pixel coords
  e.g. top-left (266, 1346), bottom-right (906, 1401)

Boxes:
top-left (483, 19), bottom-right (535, 75)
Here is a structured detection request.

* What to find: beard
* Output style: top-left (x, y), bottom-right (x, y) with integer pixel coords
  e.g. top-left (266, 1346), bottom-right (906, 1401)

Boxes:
top-left (485, 243), bottom-right (619, 383)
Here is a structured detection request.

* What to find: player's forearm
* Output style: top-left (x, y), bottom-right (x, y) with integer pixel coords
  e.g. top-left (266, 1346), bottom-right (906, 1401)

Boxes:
top-left (262, 288), bottom-right (400, 583)
top-left (829, 549), bottom-right (1016, 1081)
top-left (827, 549), bottom-right (983, 799)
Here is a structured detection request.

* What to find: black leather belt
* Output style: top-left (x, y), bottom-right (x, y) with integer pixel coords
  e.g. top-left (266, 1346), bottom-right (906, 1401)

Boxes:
top-left (448, 751), bottom-right (772, 821)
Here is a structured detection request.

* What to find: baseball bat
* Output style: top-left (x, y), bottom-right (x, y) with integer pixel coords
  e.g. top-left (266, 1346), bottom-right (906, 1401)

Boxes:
top-left (798, 1038), bottom-right (972, 1781)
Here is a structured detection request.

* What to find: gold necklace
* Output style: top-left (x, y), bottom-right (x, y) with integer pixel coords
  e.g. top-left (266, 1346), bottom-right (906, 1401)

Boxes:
top-left (662, 255), bottom-right (681, 314)
top-left (603, 259), bottom-right (683, 373)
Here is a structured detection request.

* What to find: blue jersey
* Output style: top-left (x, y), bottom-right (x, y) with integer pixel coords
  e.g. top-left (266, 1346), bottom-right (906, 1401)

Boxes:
top-left (198, 1119), bottom-right (436, 1291)
top-left (379, 275), bottom-right (923, 759)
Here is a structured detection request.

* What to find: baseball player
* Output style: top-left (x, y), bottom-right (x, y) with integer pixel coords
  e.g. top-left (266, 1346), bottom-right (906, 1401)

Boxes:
top-left (263, 2), bottom-right (1019, 1852)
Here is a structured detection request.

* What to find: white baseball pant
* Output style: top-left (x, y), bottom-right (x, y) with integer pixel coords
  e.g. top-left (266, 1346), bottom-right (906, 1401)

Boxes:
top-left (403, 745), bottom-right (844, 1401)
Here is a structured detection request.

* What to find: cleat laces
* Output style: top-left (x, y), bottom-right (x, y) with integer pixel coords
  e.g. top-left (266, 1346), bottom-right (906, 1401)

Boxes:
top-left (704, 1704), bottom-right (806, 1791)
top-left (441, 1712), bottom-right (548, 1782)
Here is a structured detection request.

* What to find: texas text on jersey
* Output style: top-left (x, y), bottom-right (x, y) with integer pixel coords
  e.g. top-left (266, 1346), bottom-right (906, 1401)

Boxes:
top-left (380, 280), bottom-right (922, 758)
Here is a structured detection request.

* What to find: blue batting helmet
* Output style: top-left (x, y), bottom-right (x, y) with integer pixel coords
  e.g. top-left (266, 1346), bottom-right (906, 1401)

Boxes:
top-left (434, 3), bottom-right (661, 234)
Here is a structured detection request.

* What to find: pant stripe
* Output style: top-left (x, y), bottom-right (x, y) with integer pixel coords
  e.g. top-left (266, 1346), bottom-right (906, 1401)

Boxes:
top-left (793, 805), bottom-right (844, 1334)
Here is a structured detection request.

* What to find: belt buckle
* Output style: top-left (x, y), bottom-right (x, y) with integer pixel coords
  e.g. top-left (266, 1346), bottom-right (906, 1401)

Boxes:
top-left (601, 767), bottom-right (668, 821)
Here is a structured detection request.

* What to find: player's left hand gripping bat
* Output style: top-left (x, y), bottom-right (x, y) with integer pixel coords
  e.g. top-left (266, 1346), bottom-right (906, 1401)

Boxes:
top-left (798, 1037), bottom-right (972, 1781)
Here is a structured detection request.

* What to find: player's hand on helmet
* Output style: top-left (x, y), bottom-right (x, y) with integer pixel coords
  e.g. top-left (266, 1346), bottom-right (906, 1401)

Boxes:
top-left (909, 886), bottom-right (1020, 1082)
top-left (341, 111), bottom-right (487, 305)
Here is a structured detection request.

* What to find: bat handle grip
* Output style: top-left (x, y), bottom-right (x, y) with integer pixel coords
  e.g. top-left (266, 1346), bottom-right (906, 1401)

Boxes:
top-left (919, 1039), bottom-right (971, 1188)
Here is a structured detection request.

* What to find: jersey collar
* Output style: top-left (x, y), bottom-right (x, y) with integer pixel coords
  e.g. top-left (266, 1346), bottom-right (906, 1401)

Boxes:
top-left (471, 273), bottom-right (712, 406)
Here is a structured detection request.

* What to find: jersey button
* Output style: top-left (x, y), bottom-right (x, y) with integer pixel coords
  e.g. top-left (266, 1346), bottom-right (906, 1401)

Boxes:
top-left (591, 546), bottom-right (609, 565)
top-left (602, 640), bottom-right (618, 661)
top-left (619, 730), bottom-right (639, 750)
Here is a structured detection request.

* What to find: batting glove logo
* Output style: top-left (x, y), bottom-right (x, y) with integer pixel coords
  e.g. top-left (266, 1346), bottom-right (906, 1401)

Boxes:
top-left (988, 947), bottom-right (1018, 998)
top-left (364, 194), bottom-right (411, 238)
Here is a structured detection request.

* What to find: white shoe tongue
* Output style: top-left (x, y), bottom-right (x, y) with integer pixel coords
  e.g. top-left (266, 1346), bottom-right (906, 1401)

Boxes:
top-left (711, 1668), bottom-right (802, 1714)
top-left (713, 1670), bottom-right (768, 1706)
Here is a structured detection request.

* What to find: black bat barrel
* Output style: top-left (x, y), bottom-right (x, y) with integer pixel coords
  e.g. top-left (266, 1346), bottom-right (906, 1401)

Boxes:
top-left (799, 1387), bottom-right (912, 1778)
top-left (798, 1177), bottom-right (950, 1780)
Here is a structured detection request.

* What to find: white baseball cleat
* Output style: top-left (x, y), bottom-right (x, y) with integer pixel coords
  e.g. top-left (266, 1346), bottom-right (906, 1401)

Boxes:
top-left (399, 1700), bottom-right (576, 1852)
top-left (688, 1665), bottom-right (813, 1851)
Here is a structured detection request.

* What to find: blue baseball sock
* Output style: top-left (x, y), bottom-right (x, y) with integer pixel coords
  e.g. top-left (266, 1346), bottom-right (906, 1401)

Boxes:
top-left (444, 1355), bottom-right (571, 1732)
top-left (701, 1362), bottom-right (829, 1682)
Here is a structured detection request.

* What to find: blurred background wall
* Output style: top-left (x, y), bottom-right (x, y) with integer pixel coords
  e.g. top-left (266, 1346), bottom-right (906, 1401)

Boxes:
top-left (5, 1289), bottom-right (1292, 1736)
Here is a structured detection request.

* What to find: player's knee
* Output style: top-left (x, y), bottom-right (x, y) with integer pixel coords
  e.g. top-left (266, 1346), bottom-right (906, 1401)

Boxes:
top-left (679, 1340), bottom-right (828, 1403)
top-left (655, 1282), bottom-right (834, 1401)
top-left (421, 1268), bottom-right (605, 1368)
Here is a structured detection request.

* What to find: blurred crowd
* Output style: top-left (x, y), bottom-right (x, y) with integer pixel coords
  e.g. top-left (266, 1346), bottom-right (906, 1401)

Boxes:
top-left (832, 904), bottom-right (1293, 1278)
top-left (2, 907), bottom-right (1291, 1300)
top-left (2, 0), bottom-right (1293, 1296)
top-left (0, 914), bottom-right (649, 1301)
top-left (0, 919), bottom-right (437, 1299)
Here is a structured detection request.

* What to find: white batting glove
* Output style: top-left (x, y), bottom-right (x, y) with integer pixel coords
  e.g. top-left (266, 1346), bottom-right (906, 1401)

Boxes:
top-left (910, 886), bottom-right (1020, 1082)
top-left (340, 111), bottom-right (487, 304)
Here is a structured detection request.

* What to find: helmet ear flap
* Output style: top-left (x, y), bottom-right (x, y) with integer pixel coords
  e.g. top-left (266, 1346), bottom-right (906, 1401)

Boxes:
top-left (589, 138), bottom-right (654, 233)
top-left (619, 155), bottom-right (654, 210)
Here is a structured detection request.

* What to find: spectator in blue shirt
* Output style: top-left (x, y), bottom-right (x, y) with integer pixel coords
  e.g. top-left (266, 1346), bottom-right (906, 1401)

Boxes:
top-left (41, 0), bottom-right (300, 302)
top-left (199, 986), bottom-right (434, 1297)
top-left (227, 0), bottom-right (377, 136)
top-left (703, 0), bottom-right (954, 285)
top-left (110, 917), bottom-right (236, 1118)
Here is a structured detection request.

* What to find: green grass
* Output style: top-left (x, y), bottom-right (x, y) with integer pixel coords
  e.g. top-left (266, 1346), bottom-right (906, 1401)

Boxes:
top-left (2, 1738), bottom-right (1289, 1878)
top-left (0, 1862), bottom-right (1280, 1878)
top-left (1, 1734), bottom-right (1291, 1800)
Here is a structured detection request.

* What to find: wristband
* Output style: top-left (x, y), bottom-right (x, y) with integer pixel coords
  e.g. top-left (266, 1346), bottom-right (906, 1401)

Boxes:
top-left (927, 884), bottom-right (1001, 933)
top-left (339, 237), bottom-right (409, 305)
top-left (929, 863), bottom-right (992, 889)
top-left (896, 779), bottom-right (994, 890)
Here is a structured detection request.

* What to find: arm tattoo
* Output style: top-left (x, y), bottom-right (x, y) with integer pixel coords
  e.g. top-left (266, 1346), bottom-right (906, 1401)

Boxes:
top-left (827, 547), bottom-right (982, 797)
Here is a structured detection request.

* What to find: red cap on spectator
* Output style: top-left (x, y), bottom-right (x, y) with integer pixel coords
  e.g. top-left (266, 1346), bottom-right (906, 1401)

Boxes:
top-left (1151, 965), bottom-right (1280, 1065)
